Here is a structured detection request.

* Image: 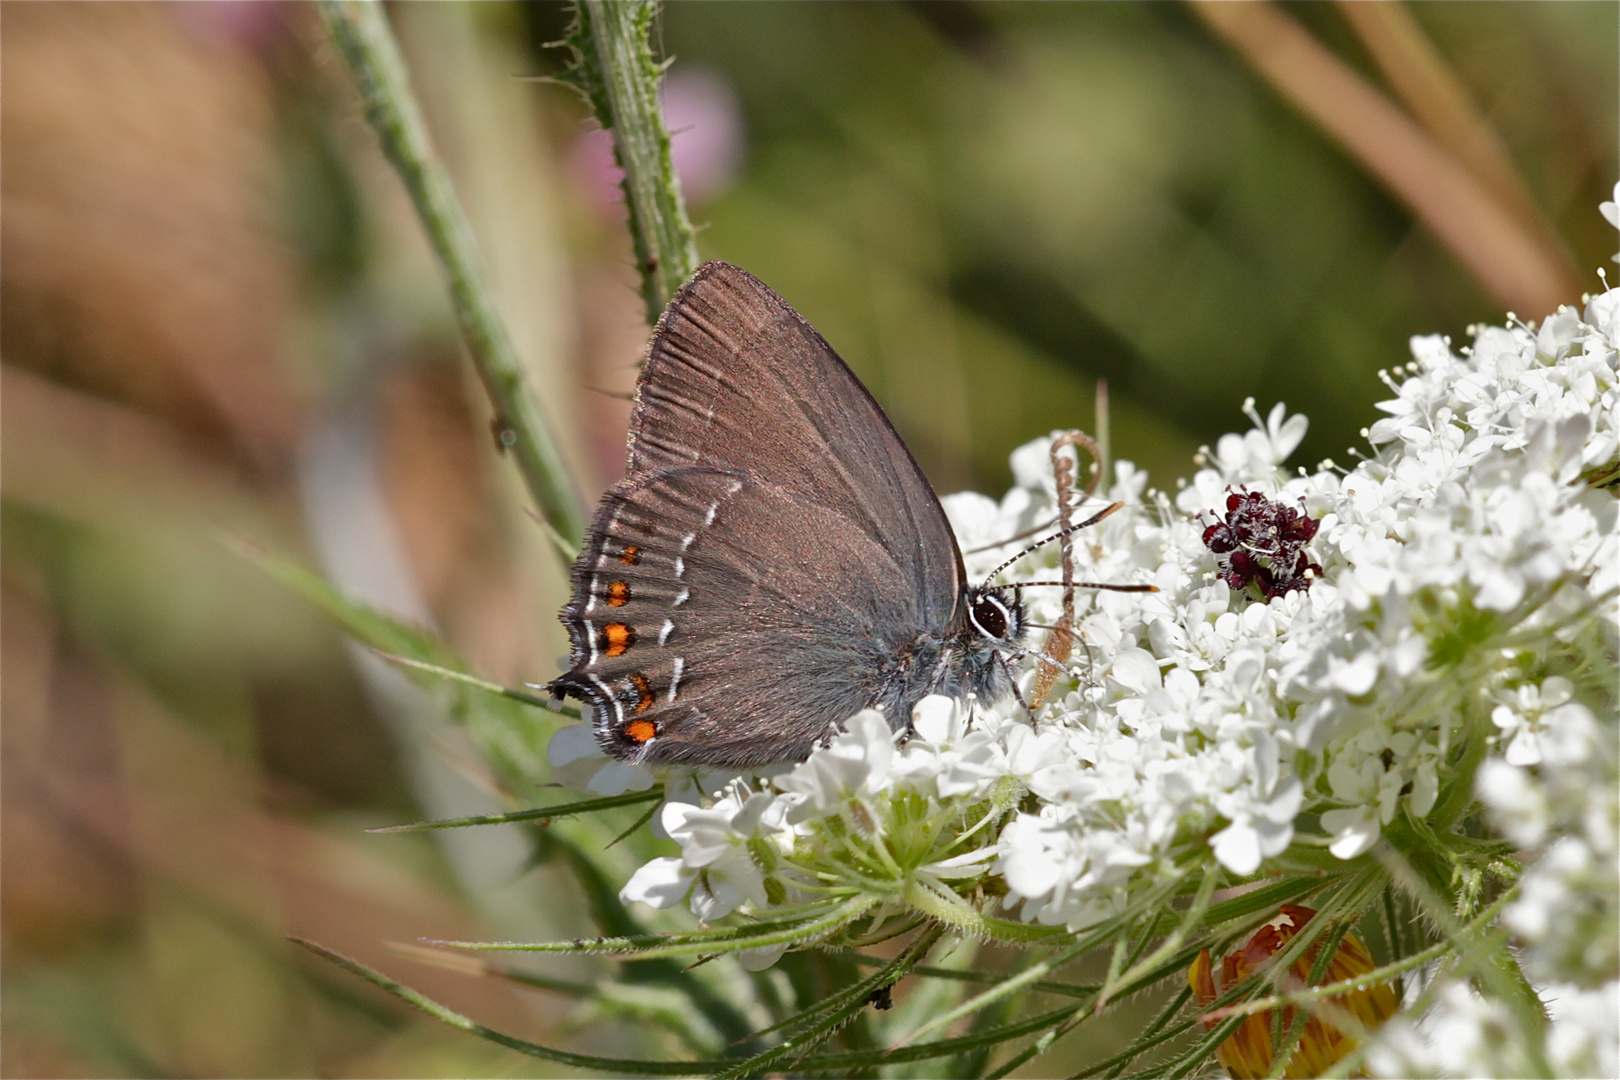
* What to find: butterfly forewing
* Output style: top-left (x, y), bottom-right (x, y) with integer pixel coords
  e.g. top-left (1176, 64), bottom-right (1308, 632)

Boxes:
top-left (629, 262), bottom-right (964, 617)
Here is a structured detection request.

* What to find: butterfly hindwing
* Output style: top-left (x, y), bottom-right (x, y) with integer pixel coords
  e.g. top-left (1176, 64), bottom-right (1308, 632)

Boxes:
top-left (557, 466), bottom-right (956, 766)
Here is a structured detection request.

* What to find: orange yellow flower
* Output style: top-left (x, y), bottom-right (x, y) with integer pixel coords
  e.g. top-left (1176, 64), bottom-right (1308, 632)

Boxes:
top-left (1188, 904), bottom-right (1398, 1079)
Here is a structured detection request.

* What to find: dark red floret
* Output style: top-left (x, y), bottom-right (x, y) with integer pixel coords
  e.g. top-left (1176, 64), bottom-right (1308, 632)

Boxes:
top-left (1199, 488), bottom-right (1322, 601)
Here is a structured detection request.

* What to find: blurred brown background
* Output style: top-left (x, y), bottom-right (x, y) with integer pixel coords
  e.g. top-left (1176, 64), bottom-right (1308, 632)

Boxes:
top-left (3, 2), bottom-right (1613, 1076)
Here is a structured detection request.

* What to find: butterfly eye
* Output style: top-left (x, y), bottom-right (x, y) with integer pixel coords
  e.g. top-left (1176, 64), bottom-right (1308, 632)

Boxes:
top-left (970, 594), bottom-right (1009, 640)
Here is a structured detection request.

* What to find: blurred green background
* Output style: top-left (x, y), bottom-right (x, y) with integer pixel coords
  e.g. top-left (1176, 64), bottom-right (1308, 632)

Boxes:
top-left (3, 1), bottom-right (1613, 1076)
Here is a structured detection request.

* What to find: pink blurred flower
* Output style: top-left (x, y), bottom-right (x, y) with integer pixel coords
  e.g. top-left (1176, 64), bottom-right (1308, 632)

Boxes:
top-left (573, 65), bottom-right (744, 212)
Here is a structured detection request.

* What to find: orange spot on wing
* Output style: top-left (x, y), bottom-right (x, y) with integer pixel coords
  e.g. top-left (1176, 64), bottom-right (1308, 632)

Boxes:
top-left (624, 717), bottom-right (657, 743)
top-left (606, 580), bottom-right (631, 606)
top-left (630, 673), bottom-right (654, 713)
top-left (601, 623), bottom-right (634, 657)
top-left (617, 545), bottom-right (641, 565)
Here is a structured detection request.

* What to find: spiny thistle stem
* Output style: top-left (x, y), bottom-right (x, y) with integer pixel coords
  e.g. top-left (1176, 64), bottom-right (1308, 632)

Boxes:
top-left (562, 0), bottom-right (700, 322)
top-left (318, 0), bottom-right (587, 549)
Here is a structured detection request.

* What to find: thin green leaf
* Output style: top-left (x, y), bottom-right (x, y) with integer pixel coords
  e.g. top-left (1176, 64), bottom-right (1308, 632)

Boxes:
top-left (1107, 864), bottom-right (1222, 1003)
top-left (741, 928), bottom-right (949, 1045)
top-left (535, 830), bottom-right (761, 1053)
top-left (607, 799), bottom-right (662, 849)
top-left (1114, 1013), bottom-right (1239, 1080)
top-left (384, 941), bottom-right (597, 998)
top-left (371, 649), bottom-right (573, 715)
top-left (1099, 985), bottom-right (1199, 1077)
top-left (1267, 918), bottom-right (1352, 1079)
top-left (292, 937), bottom-right (733, 1075)
top-left (232, 538), bottom-right (450, 664)
top-left (1065, 1009), bottom-right (1202, 1078)
top-left (1211, 878), bottom-right (1520, 1025)
top-left (1091, 869), bottom-right (1390, 1080)
top-left (842, 952), bottom-right (1100, 1000)
top-left (956, 908), bottom-right (1076, 944)
top-left (792, 1001), bottom-right (1089, 1071)
top-left (951, 949), bottom-right (1042, 1079)
top-left (1204, 872), bottom-right (1343, 928)
top-left (900, 869), bottom-right (1191, 1047)
top-left (711, 926), bottom-right (944, 1080)
top-left (368, 789), bottom-right (661, 833)
top-left (298, 938), bottom-right (1149, 1076)
top-left (433, 896), bottom-right (875, 961)
top-left (233, 538), bottom-right (558, 790)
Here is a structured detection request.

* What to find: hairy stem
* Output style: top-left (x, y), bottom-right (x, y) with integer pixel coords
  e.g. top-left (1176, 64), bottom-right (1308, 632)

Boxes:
top-left (564, 0), bottom-right (700, 322)
top-left (319, 0), bottom-right (587, 548)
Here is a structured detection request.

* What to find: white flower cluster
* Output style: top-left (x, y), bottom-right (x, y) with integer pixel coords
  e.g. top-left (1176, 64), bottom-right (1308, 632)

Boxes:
top-left (1367, 621), bottom-right (1618, 1079)
top-left (606, 702), bottom-right (1045, 966)
top-left (978, 277), bottom-right (1615, 930)
top-left (1365, 979), bottom-right (1618, 1079)
top-left (1481, 690), bottom-right (1617, 990)
top-left (553, 222), bottom-right (1617, 999)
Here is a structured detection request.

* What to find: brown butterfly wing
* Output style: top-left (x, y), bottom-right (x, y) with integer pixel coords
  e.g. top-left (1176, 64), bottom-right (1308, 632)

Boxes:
top-left (628, 262), bottom-right (964, 616)
top-left (552, 264), bottom-right (969, 766)
top-left (555, 468), bottom-right (939, 766)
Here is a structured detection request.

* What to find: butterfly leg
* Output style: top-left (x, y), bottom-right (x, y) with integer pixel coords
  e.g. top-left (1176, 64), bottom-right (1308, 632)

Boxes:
top-left (997, 650), bottom-right (1039, 727)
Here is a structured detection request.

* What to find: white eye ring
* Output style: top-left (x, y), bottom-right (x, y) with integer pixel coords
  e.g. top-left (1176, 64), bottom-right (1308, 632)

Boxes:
top-left (969, 595), bottom-right (1012, 640)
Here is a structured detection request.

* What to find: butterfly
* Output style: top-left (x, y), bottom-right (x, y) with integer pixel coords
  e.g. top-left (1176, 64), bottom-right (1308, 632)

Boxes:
top-left (549, 262), bottom-right (1145, 767)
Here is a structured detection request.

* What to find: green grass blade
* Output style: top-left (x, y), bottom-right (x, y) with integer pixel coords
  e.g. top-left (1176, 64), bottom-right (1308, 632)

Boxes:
top-left (899, 870), bottom-right (1190, 1047)
top-left (842, 952), bottom-right (1100, 1000)
top-left (233, 537), bottom-right (453, 665)
top-left (1204, 872), bottom-right (1342, 928)
top-left (233, 538), bottom-right (559, 789)
top-left (535, 830), bottom-right (762, 1053)
top-left (383, 941), bottom-right (597, 998)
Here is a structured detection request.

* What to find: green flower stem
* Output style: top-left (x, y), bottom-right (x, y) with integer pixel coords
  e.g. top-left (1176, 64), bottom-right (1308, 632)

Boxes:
top-left (743, 932), bottom-right (934, 1041)
top-left (1107, 865), bottom-right (1221, 1001)
top-left (318, 0), bottom-right (587, 548)
top-left (794, 1001), bottom-right (1091, 1073)
top-left (566, 0), bottom-right (699, 322)
top-left (1204, 922), bottom-right (1453, 1024)
top-left (1267, 921), bottom-right (1355, 1080)
top-left (842, 953), bottom-right (1101, 1000)
top-left (1252, 867), bottom-right (1385, 990)
top-left (1204, 872), bottom-right (1339, 926)
top-left (1318, 892), bottom-right (1524, 1080)
top-left (901, 878), bottom-right (998, 937)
